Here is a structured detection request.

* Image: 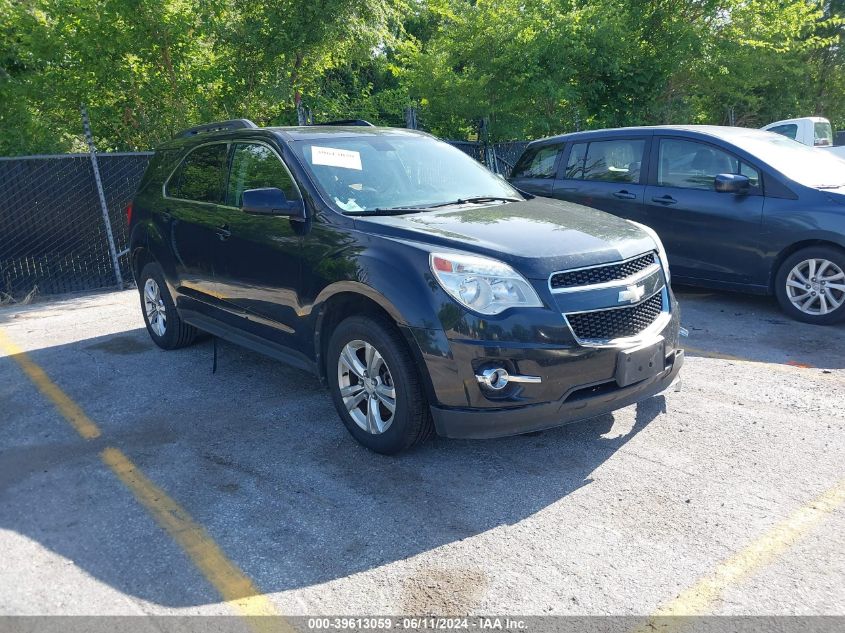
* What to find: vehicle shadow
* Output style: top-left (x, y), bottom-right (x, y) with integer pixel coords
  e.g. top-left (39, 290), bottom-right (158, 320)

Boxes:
top-left (672, 284), bottom-right (845, 369)
top-left (0, 327), bottom-right (666, 608)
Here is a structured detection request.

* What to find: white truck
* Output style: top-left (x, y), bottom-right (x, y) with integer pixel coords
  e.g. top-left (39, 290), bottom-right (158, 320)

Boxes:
top-left (762, 116), bottom-right (845, 159)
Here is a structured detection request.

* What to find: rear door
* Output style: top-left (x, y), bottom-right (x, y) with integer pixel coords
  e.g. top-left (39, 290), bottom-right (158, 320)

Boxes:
top-left (643, 136), bottom-right (765, 284)
top-left (163, 142), bottom-right (230, 305)
top-left (509, 143), bottom-right (564, 196)
top-left (551, 136), bottom-right (651, 222)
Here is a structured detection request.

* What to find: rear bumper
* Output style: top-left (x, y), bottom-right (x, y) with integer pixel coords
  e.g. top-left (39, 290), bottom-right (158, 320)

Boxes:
top-left (430, 349), bottom-right (683, 439)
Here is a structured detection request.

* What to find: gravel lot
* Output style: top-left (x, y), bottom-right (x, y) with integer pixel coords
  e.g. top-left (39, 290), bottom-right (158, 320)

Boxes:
top-left (1, 287), bottom-right (843, 617)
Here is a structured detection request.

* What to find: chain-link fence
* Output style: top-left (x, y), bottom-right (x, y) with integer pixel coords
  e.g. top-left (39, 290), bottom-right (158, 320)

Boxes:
top-left (0, 139), bottom-right (532, 301)
top-left (446, 141), bottom-right (529, 177)
top-left (490, 141), bottom-right (530, 177)
top-left (0, 153), bottom-right (151, 299)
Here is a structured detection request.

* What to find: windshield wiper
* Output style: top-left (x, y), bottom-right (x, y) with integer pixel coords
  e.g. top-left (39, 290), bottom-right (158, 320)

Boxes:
top-left (344, 196), bottom-right (523, 217)
top-left (344, 207), bottom-right (434, 216)
top-left (423, 196), bottom-right (523, 208)
top-left (817, 184), bottom-right (845, 189)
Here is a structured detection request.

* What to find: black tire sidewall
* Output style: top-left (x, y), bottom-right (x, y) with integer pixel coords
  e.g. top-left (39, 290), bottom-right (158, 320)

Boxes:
top-left (327, 316), bottom-right (423, 454)
top-left (139, 263), bottom-right (183, 348)
top-left (775, 246), bottom-right (845, 325)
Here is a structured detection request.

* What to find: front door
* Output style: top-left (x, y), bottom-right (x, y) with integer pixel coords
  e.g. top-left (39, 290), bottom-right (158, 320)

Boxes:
top-left (211, 141), bottom-right (305, 347)
top-left (644, 137), bottom-right (765, 284)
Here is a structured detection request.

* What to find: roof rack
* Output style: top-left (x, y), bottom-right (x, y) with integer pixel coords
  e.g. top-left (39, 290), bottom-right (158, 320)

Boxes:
top-left (312, 119), bottom-right (375, 127)
top-left (176, 119), bottom-right (258, 138)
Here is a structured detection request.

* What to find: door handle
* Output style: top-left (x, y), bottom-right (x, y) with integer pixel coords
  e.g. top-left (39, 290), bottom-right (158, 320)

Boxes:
top-left (651, 195), bottom-right (677, 205)
top-left (215, 224), bottom-right (231, 241)
top-left (612, 190), bottom-right (637, 200)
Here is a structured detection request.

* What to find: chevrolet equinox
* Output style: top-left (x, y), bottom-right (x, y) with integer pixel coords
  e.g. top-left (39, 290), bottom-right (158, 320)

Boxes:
top-left (129, 119), bottom-right (684, 454)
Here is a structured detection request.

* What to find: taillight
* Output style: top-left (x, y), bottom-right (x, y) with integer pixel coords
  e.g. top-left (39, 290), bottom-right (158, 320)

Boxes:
top-left (126, 201), bottom-right (133, 225)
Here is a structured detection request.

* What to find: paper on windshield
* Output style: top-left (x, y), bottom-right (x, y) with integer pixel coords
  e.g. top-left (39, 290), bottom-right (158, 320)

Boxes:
top-left (311, 146), bottom-right (362, 170)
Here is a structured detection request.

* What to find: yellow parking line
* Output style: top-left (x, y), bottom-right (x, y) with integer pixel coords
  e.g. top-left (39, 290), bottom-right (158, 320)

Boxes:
top-left (637, 477), bottom-right (845, 631)
top-left (1, 327), bottom-right (290, 632)
top-left (0, 329), bottom-right (101, 439)
top-left (101, 447), bottom-right (292, 631)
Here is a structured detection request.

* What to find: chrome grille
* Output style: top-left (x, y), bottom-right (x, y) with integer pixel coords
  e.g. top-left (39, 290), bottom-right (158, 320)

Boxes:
top-left (550, 252), bottom-right (656, 290)
top-left (566, 292), bottom-right (663, 341)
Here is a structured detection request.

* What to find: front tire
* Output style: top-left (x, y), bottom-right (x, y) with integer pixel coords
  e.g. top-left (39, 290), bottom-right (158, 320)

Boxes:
top-left (327, 315), bottom-right (433, 454)
top-left (139, 262), bottom-right (198, 349)
top-left (775, 246), bottom-right (845, 324)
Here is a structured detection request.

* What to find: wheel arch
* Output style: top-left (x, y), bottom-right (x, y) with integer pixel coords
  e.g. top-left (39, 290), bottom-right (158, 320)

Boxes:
top-left (769, 239), bottom-right (845, 293)
top-left (130, 245), bottom-right (155, 283)
top-left (312, 283), bottom-right (438, 399)
top-left (313, 284), bottom-right (405, 384)
top-left (128, 220), bottom-right (154, 283)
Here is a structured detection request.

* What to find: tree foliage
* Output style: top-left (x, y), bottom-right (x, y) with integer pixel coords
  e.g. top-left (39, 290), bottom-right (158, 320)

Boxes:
top-left (1, 0), bottom-right (843, 153)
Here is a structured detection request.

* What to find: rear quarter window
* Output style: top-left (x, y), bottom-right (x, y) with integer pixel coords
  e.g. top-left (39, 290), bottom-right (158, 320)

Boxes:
top-left (511, 144), bottom-right (561, 179)
top-left (138, 149), bottom-right (179, 192)
top-left (814, 121), bottom-right (833, 146)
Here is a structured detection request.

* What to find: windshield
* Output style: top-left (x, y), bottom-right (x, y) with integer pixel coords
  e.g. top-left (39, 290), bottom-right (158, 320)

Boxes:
top-left (292, 135), bottom-right (520, 213)
top-left (732, 133), bottom-right (845, 188)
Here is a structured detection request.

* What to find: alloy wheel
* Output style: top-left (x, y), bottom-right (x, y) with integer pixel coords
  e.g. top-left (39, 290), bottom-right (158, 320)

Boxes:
top-left (785, 258), bottom-right (845, 316)
top-left (143, 278), bottom-right (168, 337)
top-left (337, 339), bottom-right (397, 435)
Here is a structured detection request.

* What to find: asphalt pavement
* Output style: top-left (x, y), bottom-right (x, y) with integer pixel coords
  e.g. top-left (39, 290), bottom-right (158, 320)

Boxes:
top-left (0, 287), bottom-right (843, 618)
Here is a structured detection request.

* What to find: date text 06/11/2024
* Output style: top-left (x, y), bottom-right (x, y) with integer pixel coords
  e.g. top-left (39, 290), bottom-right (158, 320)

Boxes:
top-left (305, 617), bottom-right (527, 630)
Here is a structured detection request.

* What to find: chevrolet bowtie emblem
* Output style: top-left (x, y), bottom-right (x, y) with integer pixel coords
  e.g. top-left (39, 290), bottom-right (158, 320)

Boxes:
top-left (618, 284), bottom-right (646, 304)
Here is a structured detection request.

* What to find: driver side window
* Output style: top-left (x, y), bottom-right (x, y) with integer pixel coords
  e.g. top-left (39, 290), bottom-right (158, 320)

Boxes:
top-left (226, 143), bottom-right (300, 207)
top-left (657, 139), bottom-right (759, 191)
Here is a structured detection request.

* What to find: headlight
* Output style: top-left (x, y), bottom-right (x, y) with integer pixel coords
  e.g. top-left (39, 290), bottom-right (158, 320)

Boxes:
top-left (630, 221), bottom-right (670, 282)
top-left (430, 253), bottom-right (543, 315)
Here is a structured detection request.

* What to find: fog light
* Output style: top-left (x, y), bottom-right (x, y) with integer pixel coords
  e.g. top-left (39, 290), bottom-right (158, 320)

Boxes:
top-left (478, 367), bottom-right (510, 390)
top-left (475, 367), bottom-right (542, 391)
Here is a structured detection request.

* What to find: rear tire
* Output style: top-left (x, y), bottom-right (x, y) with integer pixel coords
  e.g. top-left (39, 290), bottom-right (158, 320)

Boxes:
top-left (774, 246), bottom-right (845, 325)
top-left (139, 262), bottom-right (198, 349)
top-left (327, 315), bottom-right (433, 454)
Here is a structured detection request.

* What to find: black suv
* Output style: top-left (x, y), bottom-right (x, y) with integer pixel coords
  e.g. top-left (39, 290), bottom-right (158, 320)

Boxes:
top-left (129, 119), bottom-right (684, 454)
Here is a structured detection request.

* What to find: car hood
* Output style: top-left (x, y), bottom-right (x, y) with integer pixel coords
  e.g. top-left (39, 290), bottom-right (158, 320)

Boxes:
top-left (353, 197), bottom-right (657, 279)
top-left (825, 187), bottom-right (845, 203)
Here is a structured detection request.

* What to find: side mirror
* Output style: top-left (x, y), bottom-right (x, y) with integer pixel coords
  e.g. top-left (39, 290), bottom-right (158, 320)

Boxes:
top-left (241, 187), bottom-right (305, 219)
top-left (714, 174), bottom-right (750, 195)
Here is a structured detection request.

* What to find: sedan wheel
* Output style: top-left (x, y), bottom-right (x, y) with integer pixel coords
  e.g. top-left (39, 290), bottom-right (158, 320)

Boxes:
top-left (785, 258), bottom-right (845, 316)
top-left (337, 339), bottom-right (397, 435)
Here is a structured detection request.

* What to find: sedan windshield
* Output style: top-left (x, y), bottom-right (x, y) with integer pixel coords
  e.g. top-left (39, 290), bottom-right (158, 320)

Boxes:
top-left (732, 133), bottom-right (845, 189)
top-left (292, 134), bottom-right (521, 213)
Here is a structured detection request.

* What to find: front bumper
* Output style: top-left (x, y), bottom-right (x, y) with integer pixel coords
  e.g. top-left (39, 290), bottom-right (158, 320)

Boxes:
top-left (430, 348), bottom-right (683, 439)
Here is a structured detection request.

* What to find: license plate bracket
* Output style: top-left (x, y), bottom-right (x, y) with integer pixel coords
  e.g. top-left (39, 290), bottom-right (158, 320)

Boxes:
top-left (615, 337), bottom-right (666, 387)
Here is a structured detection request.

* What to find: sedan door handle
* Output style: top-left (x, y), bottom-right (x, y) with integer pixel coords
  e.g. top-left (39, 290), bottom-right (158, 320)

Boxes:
top-left (651, 195), bottom-right (677, 205)
top-left (215, 225), bottom-right (231, 241)
top-left (612, 190), bottom-right (637, 200)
